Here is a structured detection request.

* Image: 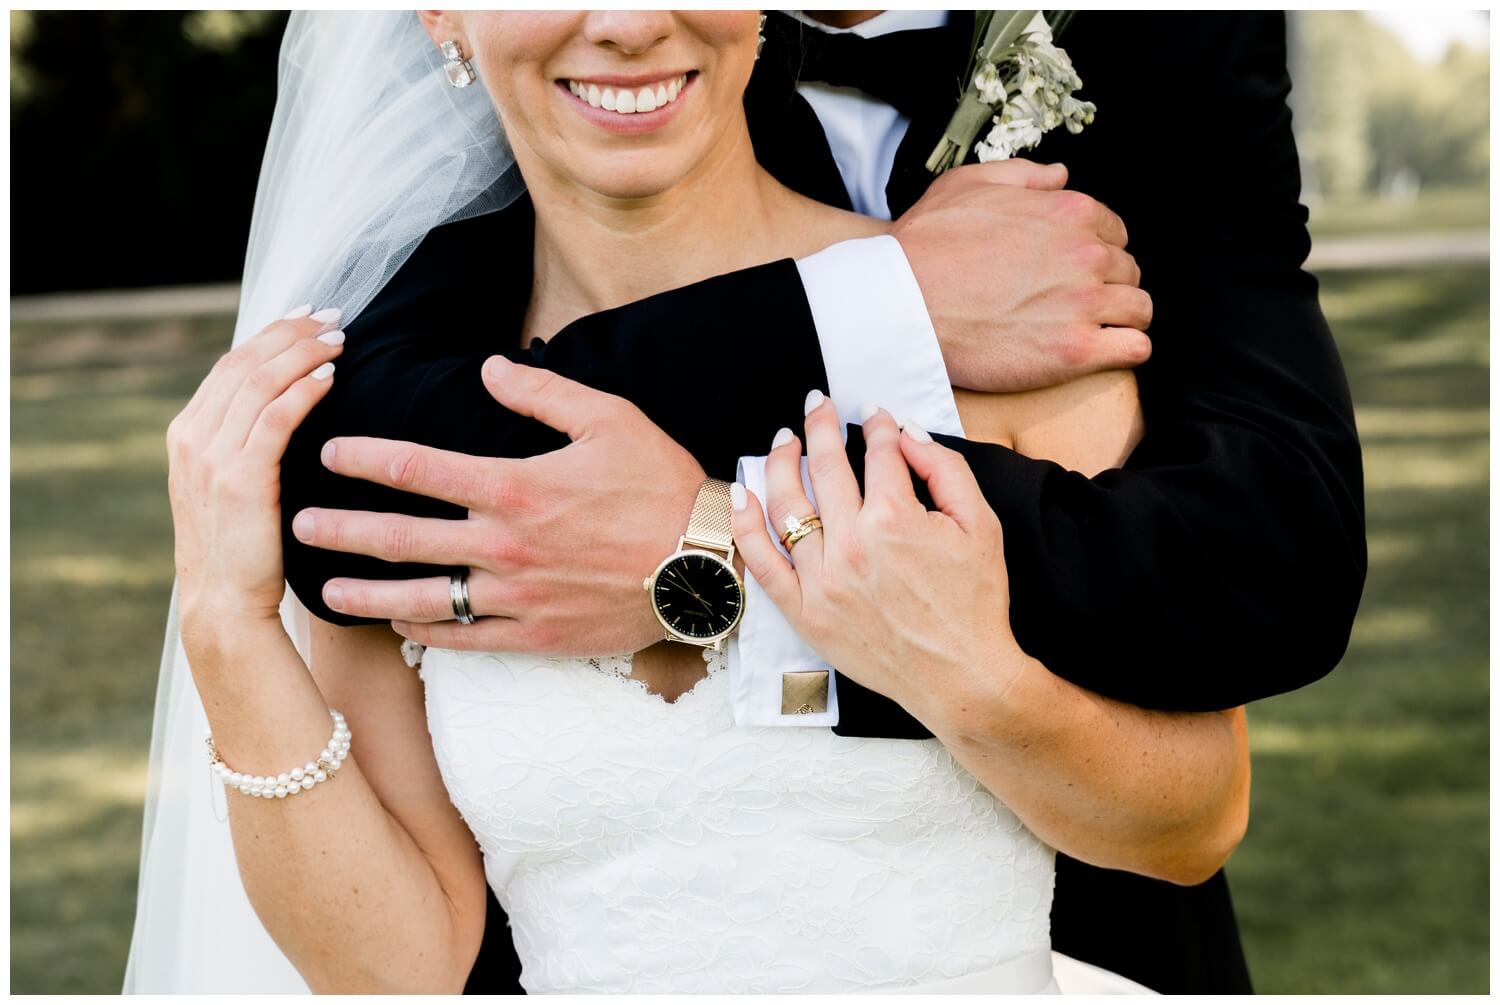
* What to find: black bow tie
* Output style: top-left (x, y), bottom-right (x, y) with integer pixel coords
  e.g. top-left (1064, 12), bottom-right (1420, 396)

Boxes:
top-left (761, 12), bottom-right (974, 121)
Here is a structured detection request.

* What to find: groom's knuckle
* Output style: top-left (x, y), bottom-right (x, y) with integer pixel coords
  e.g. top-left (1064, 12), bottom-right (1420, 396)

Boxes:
top-left (484, 533), bottom-right (532, 571)
top-left (1074, 239), bottom-right (1111, 275)
top-left (387, 449), bottom-right (425, 490)
top-left (1056, 327), bottom-right (1093, 368)
top-left (528, 369), bottom-right (564, 405)
top-left (483, 472), bottom-right (530, 515)
top-left (415, 587), bottom-right (448, 621)
top-left (380, 519), bottom-right (414, 560)
top-left (1054, 189), bottom-right (1096, 224)
top-left (520, 620), bottom-right (562, 653)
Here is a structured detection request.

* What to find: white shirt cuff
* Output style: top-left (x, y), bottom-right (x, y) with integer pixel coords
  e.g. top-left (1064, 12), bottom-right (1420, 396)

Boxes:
top-left (727, 235), bottom-right (965, 728)
top-left (794, 233), bottom-right (963, 437)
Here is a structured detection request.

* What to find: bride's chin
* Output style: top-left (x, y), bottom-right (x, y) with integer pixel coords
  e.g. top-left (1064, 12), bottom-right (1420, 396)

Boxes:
top-left (568, 160), bottom-right (694, 203)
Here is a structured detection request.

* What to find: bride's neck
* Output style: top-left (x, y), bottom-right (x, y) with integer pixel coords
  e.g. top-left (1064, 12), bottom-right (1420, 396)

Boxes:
top-left (521, 123), bottom-right (795, 342)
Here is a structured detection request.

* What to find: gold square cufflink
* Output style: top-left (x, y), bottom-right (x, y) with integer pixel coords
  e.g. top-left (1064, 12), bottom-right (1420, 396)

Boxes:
top-left (781, 670), bottom-right (829, 715)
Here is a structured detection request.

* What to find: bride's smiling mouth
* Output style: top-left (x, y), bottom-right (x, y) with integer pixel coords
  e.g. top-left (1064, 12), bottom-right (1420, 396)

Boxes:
top-left (556, 70), bottom-right (698, 135)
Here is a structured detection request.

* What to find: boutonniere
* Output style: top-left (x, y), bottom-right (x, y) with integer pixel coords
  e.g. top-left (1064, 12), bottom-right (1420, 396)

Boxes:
top-left (926, 10), bottom-right (1095, 174)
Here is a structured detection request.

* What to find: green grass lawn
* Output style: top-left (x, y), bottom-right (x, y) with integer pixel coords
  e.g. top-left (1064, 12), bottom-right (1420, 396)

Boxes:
top-left (1308, 184), bottom-right (1489, 239)
top-left (9, 263), bottom-right (1489, 993)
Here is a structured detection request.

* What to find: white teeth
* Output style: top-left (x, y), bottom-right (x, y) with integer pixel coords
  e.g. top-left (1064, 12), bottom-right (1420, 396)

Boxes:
top-left (566, 74), bottom-right (687, 115)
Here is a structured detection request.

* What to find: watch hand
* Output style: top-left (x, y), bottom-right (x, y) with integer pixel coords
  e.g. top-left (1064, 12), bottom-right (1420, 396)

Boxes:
top-left (666, 578), bottom-right (717, 618)
top-left (665, 577), bottom-right (706, 606)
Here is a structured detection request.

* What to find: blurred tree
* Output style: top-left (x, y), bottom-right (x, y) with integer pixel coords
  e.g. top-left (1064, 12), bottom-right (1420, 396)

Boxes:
top-left (10, 11), bottom-right (288, 294)
top-left (1293, 11), bottom-right (1489, 198)
top-left (1366, 42), bottom-right (1489, 191)
top-left (1295, 11), bottom-right (1374, 198)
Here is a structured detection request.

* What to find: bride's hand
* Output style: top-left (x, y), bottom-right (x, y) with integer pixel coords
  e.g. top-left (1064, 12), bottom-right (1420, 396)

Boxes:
top-left (167, 310), bottom-right (345, 630)
top-left (731, 395), bottom-right (1025, 724)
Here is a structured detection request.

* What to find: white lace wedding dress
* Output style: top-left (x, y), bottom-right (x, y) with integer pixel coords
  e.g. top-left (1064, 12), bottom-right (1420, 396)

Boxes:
top-left (420, 646), bottom-right (1063, 994)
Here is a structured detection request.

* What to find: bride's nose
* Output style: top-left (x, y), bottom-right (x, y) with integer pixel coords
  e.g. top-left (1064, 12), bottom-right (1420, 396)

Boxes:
top-left (580, 11), bottom-right (674, 56)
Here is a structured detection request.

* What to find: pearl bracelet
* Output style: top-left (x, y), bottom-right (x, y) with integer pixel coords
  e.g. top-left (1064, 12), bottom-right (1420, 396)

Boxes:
top-left (204, 708), bottom-right (351, 800)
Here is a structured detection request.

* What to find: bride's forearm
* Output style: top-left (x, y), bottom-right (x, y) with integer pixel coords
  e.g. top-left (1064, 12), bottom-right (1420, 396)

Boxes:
top-left (921, 653), bottom-right (1250, 886)
top-left (182, 618), bottom-right (483, 992)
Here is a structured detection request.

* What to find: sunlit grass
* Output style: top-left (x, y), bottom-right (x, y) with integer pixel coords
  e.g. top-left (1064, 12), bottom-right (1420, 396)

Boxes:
top-left (8, 263), bottom-right (1490, 992)
top-left (1231, 262), bottom-right (1488, 993)
top-left (1307, 185), bottom-right (1488, 239)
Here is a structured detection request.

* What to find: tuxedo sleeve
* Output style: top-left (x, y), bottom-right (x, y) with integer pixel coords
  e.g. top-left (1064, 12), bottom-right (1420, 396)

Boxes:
top-left (834, 13), bottom-right (1366, 733)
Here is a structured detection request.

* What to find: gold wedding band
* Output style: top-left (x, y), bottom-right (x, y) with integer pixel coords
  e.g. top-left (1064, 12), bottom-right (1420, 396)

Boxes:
top-left (779, 513), bottom-right (823, 552)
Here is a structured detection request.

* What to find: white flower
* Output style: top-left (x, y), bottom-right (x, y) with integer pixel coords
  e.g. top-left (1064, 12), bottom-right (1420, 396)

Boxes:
top-left (932, 12), bottom-right (1095, 174)
top-left (973, 61), bottom-right (1007, 104)
top-left (975, 114), bottom-right (1045, 162)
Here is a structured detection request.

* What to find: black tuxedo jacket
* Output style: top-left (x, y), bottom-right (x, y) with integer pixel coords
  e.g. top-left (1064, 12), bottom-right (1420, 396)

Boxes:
top-left (280, 13), bottom-right (1364, 994)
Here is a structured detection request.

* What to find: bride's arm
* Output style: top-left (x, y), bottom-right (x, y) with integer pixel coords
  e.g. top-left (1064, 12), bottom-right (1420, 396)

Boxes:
top-left (943, 371), bottom-right (1250, 885)
top-left (189, 622), bottom-right (485, 991)
top-left (732, 385), bottom-right (1249, 886)
top-left (169, 317), bottom-right (484, 992)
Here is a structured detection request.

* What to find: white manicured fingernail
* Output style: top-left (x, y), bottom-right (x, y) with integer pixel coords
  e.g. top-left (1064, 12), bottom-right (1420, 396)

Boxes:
top-left (804, 389), bottom-right (825, 415)
top-left (282, 304), bottom-right (313, 320)
top-left (730, 482), bottom-right (747, 511)
top-left (311, 362), bottom-right (335, 380)
top-left (316, 329), bottom-right (345, 346)
top-left (309, 307), bottom-right (343, 324)
top-left (902, 421), bottom-right (932, 444)
top-left (772, 427), bottom-right (794, 449)
top-left (859, 402), bottom-right (880, 423)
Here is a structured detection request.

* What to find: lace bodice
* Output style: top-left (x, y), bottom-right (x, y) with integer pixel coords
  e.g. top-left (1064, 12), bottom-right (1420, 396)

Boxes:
top-left (420, 647), bottom-right (1055, 994)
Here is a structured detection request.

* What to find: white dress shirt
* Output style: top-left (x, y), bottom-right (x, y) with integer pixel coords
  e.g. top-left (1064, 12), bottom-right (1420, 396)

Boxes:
top-left (727, 11), bottom-right (964, 727)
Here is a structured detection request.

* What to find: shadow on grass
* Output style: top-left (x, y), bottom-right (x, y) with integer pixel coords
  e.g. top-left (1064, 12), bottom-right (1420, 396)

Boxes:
top-left (11, 314), bottom-right (233, 994)
top-left (1229, 263), bottom-right (1489, 993)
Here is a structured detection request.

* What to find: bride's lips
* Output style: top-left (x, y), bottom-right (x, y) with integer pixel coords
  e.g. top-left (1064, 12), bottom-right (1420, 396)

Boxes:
top-left (556, 70), bottom-right (697, 136)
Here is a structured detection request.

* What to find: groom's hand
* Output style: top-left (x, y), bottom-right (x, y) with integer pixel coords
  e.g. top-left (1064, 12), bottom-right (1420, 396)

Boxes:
top-left (292, 357), bottom-right (704, 653)
top-left (891, 159), bottom-right (1153, 393)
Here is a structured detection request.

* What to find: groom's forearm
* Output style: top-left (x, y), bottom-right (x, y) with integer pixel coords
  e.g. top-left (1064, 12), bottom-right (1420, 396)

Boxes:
top-left (922, 652), bottom-right (1250, 886)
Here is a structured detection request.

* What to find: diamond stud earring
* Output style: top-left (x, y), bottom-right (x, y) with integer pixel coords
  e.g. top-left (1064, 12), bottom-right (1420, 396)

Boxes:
top-left (441, 40), bottom-right (476, 88)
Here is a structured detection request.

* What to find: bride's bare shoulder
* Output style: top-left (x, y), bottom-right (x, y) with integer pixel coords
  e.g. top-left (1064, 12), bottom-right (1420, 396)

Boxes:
top-left (766, 179), bottom-right (890, 259)
top-left (955, 369), bottom-right (1143, 478)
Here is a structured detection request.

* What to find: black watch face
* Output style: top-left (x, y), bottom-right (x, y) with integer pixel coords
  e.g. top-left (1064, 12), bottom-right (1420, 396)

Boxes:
top-left (652, 552), bottom-right (743, 641)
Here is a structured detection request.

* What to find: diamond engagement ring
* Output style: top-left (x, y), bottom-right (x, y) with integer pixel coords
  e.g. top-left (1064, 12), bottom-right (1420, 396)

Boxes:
top-left (779, 513), bottom-right (823, 552)
top-left (449, 572), bottom-right (477, 625)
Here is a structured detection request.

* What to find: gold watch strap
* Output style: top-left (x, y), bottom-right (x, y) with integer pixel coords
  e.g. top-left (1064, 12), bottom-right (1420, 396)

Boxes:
top-left (684, 478), bottom-right (735, 552)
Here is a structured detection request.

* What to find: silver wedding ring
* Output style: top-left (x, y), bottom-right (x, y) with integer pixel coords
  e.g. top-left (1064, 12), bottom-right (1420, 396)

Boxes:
top-left (449, 572), bottom-right (477, 625)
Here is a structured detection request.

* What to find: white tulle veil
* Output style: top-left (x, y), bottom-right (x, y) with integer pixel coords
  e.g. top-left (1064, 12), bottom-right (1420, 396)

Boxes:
top-left (123, 11), bottom-right (522, 991)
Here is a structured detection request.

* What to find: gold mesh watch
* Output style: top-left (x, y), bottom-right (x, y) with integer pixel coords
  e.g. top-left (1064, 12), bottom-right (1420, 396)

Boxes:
top-left (642, 478), bottom-right (746, 649)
